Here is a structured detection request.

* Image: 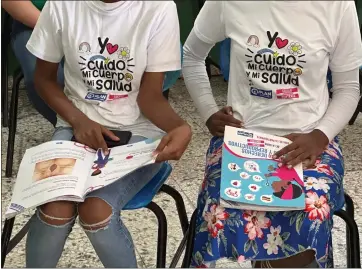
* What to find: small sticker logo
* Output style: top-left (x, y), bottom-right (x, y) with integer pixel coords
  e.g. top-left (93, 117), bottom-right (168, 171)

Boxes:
top-left (248, 184), bottom-right (261, 192)
top-left (237, 130), bottom-right (254, 138)
top-left (225, 187), bottom-right (241, 199)
top-left (108, 94), bottom-right (128, 101)
top-left (9, 203), bottom-right (25, 212)
top-left (244, 194), bottom-right (256, 201)
top-left (231, 180), bottom-right (242, 188)
top-left (85, 92), bottom-right (107, 102)
top-left (240, 172), bottom-right (251, 180)
top-left (276, 88), bottom-right (299, 99)
top-left (250, 87), bottom-right (272, 99)
top-left (228, 163), bottom-right (240, 172)
top-left (261, 195), bottom-right (273, 203)
top-left (247, 139), bottom-right (265, 147)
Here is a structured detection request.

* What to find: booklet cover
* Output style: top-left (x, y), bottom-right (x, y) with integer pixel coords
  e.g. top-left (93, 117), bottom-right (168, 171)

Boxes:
top-left (5, 138), bottom-right (160, 219)
top-left (220, 126), bottom-right (305, 211)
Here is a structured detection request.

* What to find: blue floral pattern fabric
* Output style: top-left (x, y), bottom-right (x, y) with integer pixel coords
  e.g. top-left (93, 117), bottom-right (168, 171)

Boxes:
top-left (192, 136), bottom-right (345, 268)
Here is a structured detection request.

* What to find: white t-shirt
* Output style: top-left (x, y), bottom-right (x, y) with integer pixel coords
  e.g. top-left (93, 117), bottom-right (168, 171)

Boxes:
top-left (193, 1), bottom-right (362, 136)
top-left (27, 1), bottom-right (181, 138)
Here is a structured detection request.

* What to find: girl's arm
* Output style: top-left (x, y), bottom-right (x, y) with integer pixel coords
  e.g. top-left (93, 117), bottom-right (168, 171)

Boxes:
top-left (2, 0), bottom-right (40, 28)
top-left (315, 69), bottom-right (360, 141)
top-left (316, 2), bottom-right (362, 141)
top-left (137, 2), bottom-right (192, 161)
top-left (183, 31), bottom-right (219, 123)
top-left (182, 1), bottom-right (226, 124)
top-left (27, 1), bottom-right (116, 153)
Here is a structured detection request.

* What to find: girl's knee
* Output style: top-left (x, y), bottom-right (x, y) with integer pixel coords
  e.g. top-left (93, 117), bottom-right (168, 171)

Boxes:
top-left (78, 197), bottom-right (113, 231)
top-left (39, 201), bottom-right (76, 226)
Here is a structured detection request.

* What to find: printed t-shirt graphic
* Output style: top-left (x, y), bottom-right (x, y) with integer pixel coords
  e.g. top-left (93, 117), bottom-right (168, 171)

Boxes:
top-left (26, 1), bottom-right (181, 136)
top-left (78, 37), bottom-right (135, 103)
top-left (245, 31), bottom-right (306, 100)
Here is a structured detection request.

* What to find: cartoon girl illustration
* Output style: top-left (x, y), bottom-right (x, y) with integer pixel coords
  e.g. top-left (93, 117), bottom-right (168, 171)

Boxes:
top-left (265, 164), bottom-right (304, 200)
top-left (91, 149), bottom-right (113, 176)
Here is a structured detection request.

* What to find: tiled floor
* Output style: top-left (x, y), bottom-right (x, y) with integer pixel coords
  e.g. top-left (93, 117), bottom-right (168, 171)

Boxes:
top-left (1, 76), bottom-right (361, 267)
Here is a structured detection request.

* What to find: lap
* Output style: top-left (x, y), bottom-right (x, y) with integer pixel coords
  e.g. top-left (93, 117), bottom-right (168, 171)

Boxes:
top-left (193, 136), bottom-right (344, 267)
top-left (50, 127), bottom-right (162, 210)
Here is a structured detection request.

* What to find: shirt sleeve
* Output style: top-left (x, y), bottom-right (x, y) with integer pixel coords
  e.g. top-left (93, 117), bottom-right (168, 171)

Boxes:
top-left (329, 2), bottom-right (362, 72)
top-left (145, 2), bottom-right (181, 72)
top-left (183, 29), bottom-right (219, 123)
top-left (193, 1), bottom-right (226, 45)
top-left (315, 68), bottom-right (360, 141)
top-left (26, 1), bottom-right (63, 63)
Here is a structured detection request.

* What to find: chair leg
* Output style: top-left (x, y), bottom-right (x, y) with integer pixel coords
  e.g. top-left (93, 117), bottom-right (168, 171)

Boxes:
top-left (335, 210), bottom-right (361, 268)
top-left (146, 202), bottom-right (168, 268)
top-left (169, 229), bottom-right (189, 268)
top-left (349, 98), bottom-right (361, 125)
top-left (343, 194), bottom-right (355, 268)
top-left (5, 72), bottom-right (22, 177)
top-left (160, 184), bottom-right (189, 235)
top-left (1, 218), bottom-right (15, 268)
top-left (344, 193), bottom-right (354, 218)
top-left (181, 209), bottom-right (197, 268)
top-left (6, 219), bottom-right (31, 255)
top-left (163, 89), bottom-right (169, 100)
top-left (2, 64), bottom-right (9, 128)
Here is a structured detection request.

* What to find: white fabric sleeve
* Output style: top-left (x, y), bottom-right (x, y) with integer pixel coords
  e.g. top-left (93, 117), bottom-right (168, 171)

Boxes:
top-left (183, 29), bottom-right (219, 123)
top-left (182, 1), bottom-right (227, 123)
top-left (145, 2), bottom-right (181, 72)
top-left (26, 1), bottom-right (63, 63)
top-left (193, 1), bottom-right (226, 45)
top-left (315, 69), bottom-right (360, 141)
top-left (329, 2), bottom-right (362, 72)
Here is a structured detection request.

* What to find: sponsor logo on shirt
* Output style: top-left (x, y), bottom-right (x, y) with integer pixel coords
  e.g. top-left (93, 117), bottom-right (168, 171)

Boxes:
top-left (250, 87), bottom-right (273, 99)
top-left (85, 92), bottom-right (108, 102)
top-left (108, 94), bottom-right (128, 101)
top-left (276, 87), bottom-right (299, 99)
top-left (85, 92), bottom-right (129, 102)
top-left (237, 130), bottom-right (254, 138)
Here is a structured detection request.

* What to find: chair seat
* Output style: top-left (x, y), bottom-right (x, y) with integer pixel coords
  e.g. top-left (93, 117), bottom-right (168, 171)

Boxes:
top-left (124, 162), bottom-right (172, 210)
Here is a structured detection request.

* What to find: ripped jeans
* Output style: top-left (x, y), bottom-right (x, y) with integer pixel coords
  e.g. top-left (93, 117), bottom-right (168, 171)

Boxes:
top-left (26, 127), bottom-right (162, 268)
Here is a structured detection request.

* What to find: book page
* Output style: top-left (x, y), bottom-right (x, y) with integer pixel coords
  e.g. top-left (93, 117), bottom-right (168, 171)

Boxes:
top-left (220, 127), bottom-right (304, 211)
top-left (5, 141), bottom-right (95, 219)
top-left (82, 138), bottom-right (161, 196)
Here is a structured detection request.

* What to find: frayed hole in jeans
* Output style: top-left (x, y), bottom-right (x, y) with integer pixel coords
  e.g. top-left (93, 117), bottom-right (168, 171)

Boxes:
top-left (79, 214), bottom-right (112, 232)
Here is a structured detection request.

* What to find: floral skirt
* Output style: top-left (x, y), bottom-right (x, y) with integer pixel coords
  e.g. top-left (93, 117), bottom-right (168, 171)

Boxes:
top-left (192, 136), bottom-right (345, 268)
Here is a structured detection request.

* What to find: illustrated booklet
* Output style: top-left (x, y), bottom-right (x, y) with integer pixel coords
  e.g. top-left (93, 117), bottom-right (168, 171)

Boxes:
top-left (220, 126), bottom-right (305, 211)
top-left (5, 138), bottom-right (160, 219)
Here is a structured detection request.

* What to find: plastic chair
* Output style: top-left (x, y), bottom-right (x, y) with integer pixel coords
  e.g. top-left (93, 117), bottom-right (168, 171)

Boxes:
top-left (1, 162), bottom-right (189, 268)
top-left (171, 193), bottom-right (361, 268)
top-left (163, 42), bottom-right (183, 93)
top-left (1, 11), bottom-right (24, 178)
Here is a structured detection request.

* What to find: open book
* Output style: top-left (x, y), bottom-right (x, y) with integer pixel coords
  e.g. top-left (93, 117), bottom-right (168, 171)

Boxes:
top-left (220, 126), bottom-right (305, 211)
top-left (5, 138), bottom-right (160, 219)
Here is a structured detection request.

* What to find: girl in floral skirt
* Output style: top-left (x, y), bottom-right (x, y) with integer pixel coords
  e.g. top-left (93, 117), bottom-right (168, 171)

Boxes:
top-left (182, 1), bottom-right (362, 268)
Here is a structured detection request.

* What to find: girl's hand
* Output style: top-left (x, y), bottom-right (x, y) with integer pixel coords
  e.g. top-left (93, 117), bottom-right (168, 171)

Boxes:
top-left (73, 116), bottom-right (119, 155)
top-left (206, 106), bottom-right (243, 137)
top-left (154, 124), bottom-right (192, 162)
top-left (273, 130), bottom-right (329, 169)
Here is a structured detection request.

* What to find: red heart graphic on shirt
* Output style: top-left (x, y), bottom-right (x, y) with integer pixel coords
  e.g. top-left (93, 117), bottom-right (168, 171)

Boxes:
top-left (106, 43), bottom-right (119, 54)
top-left (275, 37), bottom-right (288, 49)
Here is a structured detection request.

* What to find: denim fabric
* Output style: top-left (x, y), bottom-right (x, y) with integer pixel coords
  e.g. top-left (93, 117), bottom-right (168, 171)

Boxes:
top-left (11, 20), bottom-right (64, 126)
top-left (26, 127), bottom-right (162, 267)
